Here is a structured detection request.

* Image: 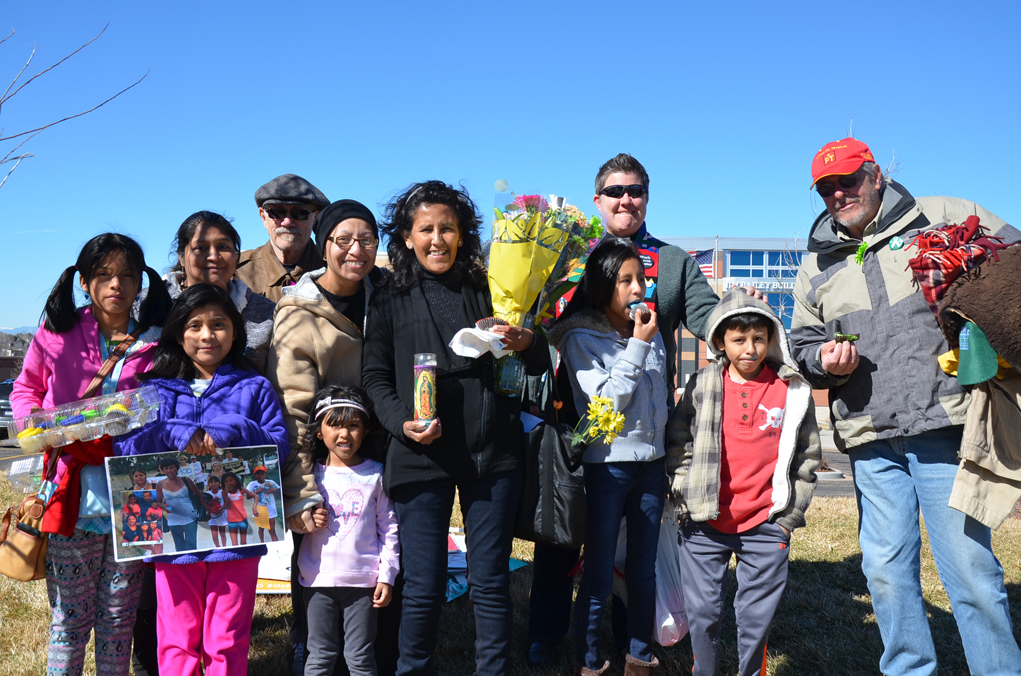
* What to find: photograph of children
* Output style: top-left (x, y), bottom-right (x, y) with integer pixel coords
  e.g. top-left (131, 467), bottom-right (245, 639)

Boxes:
top-left (118, 490), bottom-right (162, 551)
top-left (247, 465), bottom-right (282, 543)
top-left (106, 445), bottom-right (284, 562)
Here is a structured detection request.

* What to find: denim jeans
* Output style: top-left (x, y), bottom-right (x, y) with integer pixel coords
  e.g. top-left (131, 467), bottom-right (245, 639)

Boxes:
top-left (529, 545), bottom-right (629, 653)
top-left (574, 457), bottom-right (666, 668)
top-left (168, 519), bottom-right (197, 551)
top-left (390, 470), bottom-right (523, 676)
top-left (851, 427), bottom-right (1021, 676)
top-left (527, 542), bottom-right (580, 643)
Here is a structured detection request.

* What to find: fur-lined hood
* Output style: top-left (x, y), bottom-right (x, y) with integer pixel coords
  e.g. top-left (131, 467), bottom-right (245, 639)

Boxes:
top-left (547, 307), bottom-right (622, 350)
top-left (704, 288), bottom-right (804, 383)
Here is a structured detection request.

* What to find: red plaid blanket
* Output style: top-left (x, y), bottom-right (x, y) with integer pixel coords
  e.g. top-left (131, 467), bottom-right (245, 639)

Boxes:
top-left (907, 215), bottom-right (1017, 316)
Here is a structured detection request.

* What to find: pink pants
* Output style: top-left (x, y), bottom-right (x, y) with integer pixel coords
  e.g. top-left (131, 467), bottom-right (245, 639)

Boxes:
top-left (154, 557), bottom-right (260, 676)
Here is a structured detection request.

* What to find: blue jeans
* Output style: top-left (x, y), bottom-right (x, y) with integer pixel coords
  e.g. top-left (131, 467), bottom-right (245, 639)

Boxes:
top-left (390, 470), bottom-right (522, 676)
top-left (574, 458), bottom-right (666, 668)
top-left (851, 427), bottom-right (1021, 676)
top-left (168, 519), bottom-right (197, 551)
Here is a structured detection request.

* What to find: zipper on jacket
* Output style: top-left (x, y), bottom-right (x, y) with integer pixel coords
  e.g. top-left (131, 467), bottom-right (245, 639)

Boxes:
top-left (475, 364), bottom-right (491, 476)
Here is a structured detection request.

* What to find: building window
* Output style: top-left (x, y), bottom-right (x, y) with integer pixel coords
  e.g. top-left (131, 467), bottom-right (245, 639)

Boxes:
top-left (727, 250), bottom-right (803, 279)
top-left (765, 292), bottom-right (796, 330)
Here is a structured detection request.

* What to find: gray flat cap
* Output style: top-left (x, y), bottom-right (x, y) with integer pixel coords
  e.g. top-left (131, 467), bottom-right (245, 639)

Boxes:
top-left (254, 174), bottom-right (330, 208)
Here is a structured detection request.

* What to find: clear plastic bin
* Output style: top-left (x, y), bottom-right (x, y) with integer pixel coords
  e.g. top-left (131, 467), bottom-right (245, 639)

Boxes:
top-left (7, 386), bottom-right (161, 455)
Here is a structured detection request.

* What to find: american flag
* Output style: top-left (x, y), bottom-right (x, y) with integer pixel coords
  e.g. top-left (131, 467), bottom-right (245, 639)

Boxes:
top-left (689, 249), bottom-right (715, 278)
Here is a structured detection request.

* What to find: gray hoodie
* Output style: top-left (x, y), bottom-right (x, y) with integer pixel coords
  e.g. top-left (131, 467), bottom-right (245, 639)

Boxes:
top-left (548, 308), bottom-right (669, 464)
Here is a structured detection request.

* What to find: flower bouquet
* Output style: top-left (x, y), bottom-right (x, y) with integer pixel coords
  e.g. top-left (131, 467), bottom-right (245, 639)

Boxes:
top-left (572, 396), bottom-right (625, 446)
top-left (486, 191), bottom-right (602, 396)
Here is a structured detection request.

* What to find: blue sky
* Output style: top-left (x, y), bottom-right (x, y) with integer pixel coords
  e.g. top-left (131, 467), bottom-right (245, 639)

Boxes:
top-left (2, 1), bottom-right (1019, 328)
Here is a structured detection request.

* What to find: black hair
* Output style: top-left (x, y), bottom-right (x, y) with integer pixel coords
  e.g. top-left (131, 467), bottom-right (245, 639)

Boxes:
top-left (42, 233), bottom-right (172, 333)
top-left (297, 384), bottom-right (383, 466)
top-left (141, 283), bottom-right (252, 381)
top-left (594, 153), bottom-right (650, 194)
top-left (379, 180), bottom-right (487, 292)
top-left (712, 312), bottom-right (775, 352)
top-left (221, 471), bottom-right (241, 492)
top-left (158, 457), bottom-right (180, 471)
top-left (169, 211), bottom-right (241, 275)
top-left (560, 238), bottom-right (643, 320)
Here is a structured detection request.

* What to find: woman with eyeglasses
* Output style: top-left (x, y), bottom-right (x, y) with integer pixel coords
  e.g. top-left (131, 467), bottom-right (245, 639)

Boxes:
top-left (128, 210), bottom-right (278, 676)
top-left (133, 211), bottom-right (277, 374)
top-left (362, 180), bottom-right (547, 676)
top-left (266, 198), bottom-right (387, 675)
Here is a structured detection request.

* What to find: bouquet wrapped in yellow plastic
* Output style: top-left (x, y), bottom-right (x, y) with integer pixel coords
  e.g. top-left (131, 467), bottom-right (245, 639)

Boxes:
top-left (486, 190), bottom-right (602, 396)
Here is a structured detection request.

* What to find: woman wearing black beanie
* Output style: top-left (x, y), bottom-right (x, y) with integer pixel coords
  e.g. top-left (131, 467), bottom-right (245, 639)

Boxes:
top-left (267, 198), bottom-right (391, 675)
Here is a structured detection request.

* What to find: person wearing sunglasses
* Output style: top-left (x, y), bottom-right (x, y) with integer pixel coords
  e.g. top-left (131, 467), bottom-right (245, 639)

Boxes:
top-left (235, 173), bottom-right (331, 303)
top-left (525, 153), bottom-right (725, 670)
top-left (792, 137), bottom-right (1021, 676)
top-left (266, 198), bottom-right (391, 676)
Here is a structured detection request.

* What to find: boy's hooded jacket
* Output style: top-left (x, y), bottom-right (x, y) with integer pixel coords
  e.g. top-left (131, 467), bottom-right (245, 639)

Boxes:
top-left (546, 307), bottom-right (669, 464)
top-left (114, 362), bottom-right (288, 562)
top-left (667, 289), bottom-right (821, 532)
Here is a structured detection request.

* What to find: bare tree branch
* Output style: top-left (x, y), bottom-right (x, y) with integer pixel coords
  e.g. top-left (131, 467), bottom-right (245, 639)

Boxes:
top-left (885, 149), bottom-right (901, 178)
top-left (1, 129), bottom-right (41, 164)
top-left (0, 30), bottom-right (14, 49)
top-left (0, 69), bottom-right (148, 143)
top-left (0, 154), bottom-right (29, 190)
top-left (0, 23), bottom-right (109, 106)
top-left (1, 43), bottom-right (36, 103)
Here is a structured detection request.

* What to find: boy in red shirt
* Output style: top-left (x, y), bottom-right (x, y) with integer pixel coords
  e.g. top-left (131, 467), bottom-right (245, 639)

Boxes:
top-left (667, 289), bottom-right (821, 676)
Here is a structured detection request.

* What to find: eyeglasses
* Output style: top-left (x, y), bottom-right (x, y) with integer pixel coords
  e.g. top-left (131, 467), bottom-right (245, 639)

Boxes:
top-left (815, 171), bottom-right (865, 198)
top-left (264, 207), bottom-right (314, 221)
top-left (599, 184), bottom-right (647, 199)
top-left (326, 235), bottom-right (378, 250)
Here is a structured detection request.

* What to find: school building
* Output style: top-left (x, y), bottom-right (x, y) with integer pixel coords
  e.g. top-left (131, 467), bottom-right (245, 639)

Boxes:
top-left (660, 236), bottom-right (829, 408)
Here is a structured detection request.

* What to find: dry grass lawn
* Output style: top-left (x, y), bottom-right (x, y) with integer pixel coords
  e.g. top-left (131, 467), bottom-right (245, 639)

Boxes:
top-left (0, 475), bottom-right (1018, 675)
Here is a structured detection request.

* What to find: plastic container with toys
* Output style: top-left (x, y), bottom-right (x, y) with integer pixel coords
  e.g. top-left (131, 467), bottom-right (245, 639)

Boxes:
top-left (7, 385), bottom-right (161, 455)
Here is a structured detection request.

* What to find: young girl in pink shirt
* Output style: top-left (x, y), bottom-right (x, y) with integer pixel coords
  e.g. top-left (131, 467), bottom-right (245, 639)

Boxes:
top-left (297, 385), bottom-right (399, 676)
top-left (221, 471), bottom-right (260, 545)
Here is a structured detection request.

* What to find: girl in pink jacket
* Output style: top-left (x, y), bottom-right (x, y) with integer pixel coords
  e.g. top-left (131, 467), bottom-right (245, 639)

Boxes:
top-left (12, 233), bottom-right (170, 676)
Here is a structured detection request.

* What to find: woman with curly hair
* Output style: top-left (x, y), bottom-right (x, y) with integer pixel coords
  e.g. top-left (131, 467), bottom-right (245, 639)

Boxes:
top-left (362, 180), bottom-right (547, 675)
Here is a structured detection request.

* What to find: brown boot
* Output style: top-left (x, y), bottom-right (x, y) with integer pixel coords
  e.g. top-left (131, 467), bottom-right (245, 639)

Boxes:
top-left (624, 653), bottom-right (659, 676)
top-left (575, 659), bottom-right (610, 676)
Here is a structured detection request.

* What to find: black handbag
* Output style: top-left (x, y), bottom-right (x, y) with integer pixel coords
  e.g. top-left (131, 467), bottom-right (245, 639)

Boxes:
top-left (514, 360), bottom-right (587, 548)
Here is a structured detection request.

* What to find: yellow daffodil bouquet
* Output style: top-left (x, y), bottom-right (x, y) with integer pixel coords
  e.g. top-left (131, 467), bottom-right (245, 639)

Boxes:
top-left (486, 189), bottom-right (600, 396)
top-left (572, 396), bottom-right (626, 446)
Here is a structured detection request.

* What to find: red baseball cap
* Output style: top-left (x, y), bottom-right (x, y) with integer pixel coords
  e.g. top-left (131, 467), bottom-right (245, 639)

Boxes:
top-left (254, 465), bottom-right (268, 474)
top-left (810, 137), bottom-right (875, 188)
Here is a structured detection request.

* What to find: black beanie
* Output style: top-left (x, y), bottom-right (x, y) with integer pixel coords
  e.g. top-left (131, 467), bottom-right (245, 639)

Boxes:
top-left (313, 199), bottom-right (378, 247)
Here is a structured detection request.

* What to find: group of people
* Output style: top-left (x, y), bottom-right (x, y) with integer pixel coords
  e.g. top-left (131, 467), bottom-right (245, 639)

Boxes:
top-left (9, 141), bottom-right (1020, 676)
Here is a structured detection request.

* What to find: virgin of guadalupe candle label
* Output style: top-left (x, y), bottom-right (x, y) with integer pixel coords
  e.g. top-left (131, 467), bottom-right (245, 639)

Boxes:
top-left (414, 353), bottom-right (437, 422)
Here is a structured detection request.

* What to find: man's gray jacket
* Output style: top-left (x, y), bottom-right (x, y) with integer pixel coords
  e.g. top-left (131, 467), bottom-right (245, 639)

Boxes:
top-left (790, 180), bottom-right (1019, 451)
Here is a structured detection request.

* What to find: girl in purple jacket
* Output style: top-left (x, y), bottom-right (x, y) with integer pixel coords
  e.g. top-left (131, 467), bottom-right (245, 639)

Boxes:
top-left (116, 283), bottom-right (288, 676)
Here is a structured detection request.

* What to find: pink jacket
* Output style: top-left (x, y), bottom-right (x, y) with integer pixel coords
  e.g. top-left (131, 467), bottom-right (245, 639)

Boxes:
top-left (12, 308), bottom-right (161, 487)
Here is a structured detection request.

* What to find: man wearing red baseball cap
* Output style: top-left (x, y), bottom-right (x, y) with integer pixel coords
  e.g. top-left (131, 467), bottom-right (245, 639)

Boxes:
top-left (791, 138), bottom-right (1021, 675)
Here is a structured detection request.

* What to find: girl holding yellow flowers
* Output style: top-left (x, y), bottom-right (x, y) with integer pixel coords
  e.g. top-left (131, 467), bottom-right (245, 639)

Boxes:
top-left (546, 238), bottom-right (669, 676)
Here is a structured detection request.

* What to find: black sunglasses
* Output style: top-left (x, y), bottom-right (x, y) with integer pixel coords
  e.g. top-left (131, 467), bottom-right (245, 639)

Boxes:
top-left (599, 184), bottom-right (647, 199)
top-left (265, 207), bottom-right (314, 221)
top-left (815, 171), bottom-right (865, 198)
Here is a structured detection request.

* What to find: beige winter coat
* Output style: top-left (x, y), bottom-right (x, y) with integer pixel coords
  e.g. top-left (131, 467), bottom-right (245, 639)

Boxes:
top-left (266, 269), bottom-right (373, 517)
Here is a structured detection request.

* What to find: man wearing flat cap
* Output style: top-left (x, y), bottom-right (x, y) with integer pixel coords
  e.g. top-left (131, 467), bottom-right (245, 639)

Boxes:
top-left (236, 173), bottom-right (330, 303)
top-left (790, 138), bottom-right (1021, 676)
